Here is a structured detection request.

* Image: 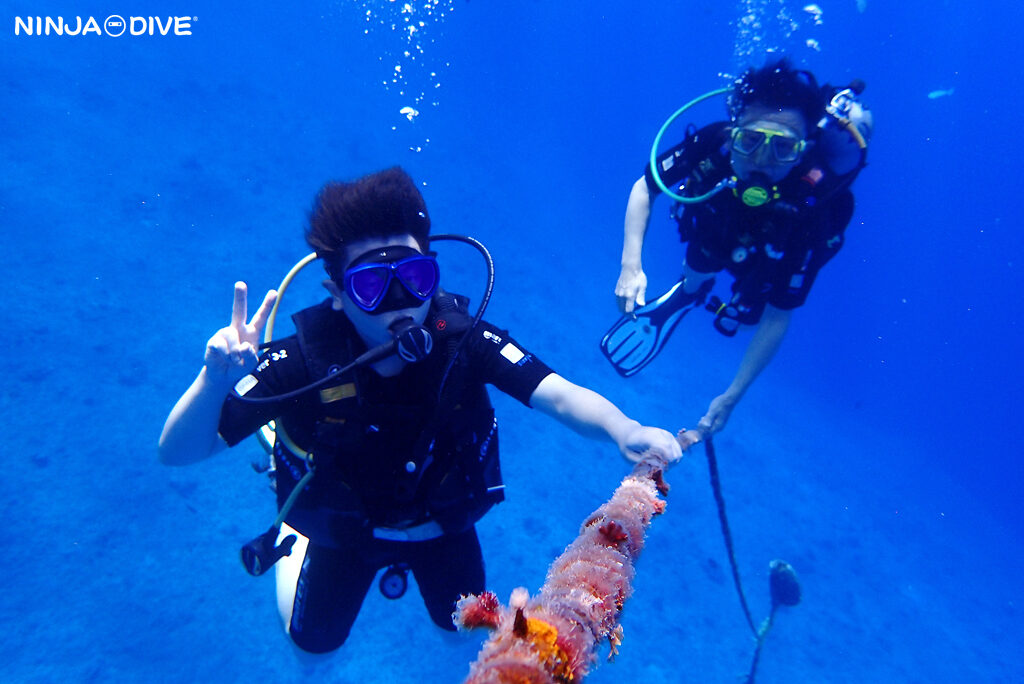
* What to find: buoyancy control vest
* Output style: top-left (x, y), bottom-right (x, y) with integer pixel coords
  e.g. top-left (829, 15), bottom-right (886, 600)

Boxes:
top-left (272, 291), bottom-right (503, 546)
top-left (666, 121), bottom-right (856, 265)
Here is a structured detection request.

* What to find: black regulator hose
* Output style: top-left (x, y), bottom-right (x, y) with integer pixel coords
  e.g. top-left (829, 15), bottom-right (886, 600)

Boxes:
top-left (429, 234), bottom-right (495, 400)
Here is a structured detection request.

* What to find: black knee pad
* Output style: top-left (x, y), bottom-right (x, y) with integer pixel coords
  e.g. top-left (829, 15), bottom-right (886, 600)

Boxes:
top-left (289, 623), bottom-right (350, 654)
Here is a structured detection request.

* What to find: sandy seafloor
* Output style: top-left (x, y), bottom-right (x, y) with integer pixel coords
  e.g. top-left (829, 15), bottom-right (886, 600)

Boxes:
top-left (3, 1), bottom-right (1022, 682)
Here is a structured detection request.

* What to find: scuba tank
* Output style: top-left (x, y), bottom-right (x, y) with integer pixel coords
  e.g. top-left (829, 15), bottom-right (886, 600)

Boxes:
top-left (817, 79), bottom-right (872, 176)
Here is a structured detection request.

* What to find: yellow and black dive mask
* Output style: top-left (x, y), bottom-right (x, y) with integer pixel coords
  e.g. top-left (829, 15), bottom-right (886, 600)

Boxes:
top-left (730, 127), bottom-right (807, 164)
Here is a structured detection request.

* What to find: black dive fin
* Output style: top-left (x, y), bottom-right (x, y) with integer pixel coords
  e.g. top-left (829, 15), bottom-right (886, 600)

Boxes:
top-left (600, 279), bottom-right (711, 377)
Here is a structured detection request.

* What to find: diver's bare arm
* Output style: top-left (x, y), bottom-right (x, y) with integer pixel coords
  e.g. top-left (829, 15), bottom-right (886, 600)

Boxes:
top-left (699, 305), bottom-right (792, 434)
top-left (531, 374), bottom-right (636, 442)
top-left (615, 177), bottom-right (654, 312)
top-left (158, 282), bottom-right (277, 465)
top-left (727, 305), bottom-right (792, 397)
top-left (530, 374), bottom-right (681, 462)
top-left (621, 177), bottom-right (652, 273)
top-left (159, 369), bottom-right (232, 465)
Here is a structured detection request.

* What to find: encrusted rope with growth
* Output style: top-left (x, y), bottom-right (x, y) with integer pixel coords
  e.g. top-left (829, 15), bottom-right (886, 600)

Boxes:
top-left (454, 454), bottom-right (673, 683)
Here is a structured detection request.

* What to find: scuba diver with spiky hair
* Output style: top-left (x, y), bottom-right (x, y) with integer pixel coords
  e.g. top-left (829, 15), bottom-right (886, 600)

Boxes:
top-left (159, 167), bottom-right (682, 656)
top-left (603, 57), bottom-right (872, 435)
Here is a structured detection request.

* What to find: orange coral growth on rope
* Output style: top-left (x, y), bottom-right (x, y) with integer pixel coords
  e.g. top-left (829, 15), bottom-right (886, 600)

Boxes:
top-left (455, 456), bottom-right (672, 683)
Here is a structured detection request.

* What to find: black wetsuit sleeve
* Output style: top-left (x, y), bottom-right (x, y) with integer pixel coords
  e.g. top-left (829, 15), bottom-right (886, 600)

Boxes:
top-left (463, 321), bottom-right (554, 407)
top-left (768, 189), bottom-right (855, 310)
top-left (644, 139), bottom-right (693, 198)
top-left (643, 121), bottom-right (731, 198)
top-left (217, 336), bottom-right (308, 447)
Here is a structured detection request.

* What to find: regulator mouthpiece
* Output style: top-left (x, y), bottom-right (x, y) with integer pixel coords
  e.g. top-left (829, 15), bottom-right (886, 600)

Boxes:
top-left (389, 317), bottom-right (433, 363)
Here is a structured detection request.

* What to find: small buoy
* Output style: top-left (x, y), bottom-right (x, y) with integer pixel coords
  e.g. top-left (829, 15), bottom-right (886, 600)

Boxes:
top-left (769, 559), bottom-right (802, 607)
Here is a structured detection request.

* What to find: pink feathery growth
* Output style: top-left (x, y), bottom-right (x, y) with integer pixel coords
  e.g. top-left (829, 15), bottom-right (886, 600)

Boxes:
top-left (454, 455), bottom-right (672, 683)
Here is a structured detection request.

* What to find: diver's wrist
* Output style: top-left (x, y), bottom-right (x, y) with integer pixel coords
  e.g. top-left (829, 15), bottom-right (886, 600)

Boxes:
top-left (619, 260), bottom-right (642, 273)
top-left (611, 418), bottom-right (643, 449)
top-left (199, 365), bottom-right (237, 394)
top-left (720, 386), bottom-right (743, 404)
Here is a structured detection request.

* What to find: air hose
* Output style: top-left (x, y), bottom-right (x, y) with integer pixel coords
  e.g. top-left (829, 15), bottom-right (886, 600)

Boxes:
top-left (649, 87), bottom-right (734, 203)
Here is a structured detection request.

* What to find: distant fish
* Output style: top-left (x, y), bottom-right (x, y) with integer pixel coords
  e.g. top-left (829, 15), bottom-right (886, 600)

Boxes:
top-left (927, 87), bottom-right (955, 100)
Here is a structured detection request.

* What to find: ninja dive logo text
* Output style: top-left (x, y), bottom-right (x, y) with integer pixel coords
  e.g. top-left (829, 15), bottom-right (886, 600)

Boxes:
top-left (14, 15), bottom-right (195, 37)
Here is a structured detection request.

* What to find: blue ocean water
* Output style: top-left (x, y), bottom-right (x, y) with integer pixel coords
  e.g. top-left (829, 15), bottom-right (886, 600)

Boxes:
top-left (4, 1), bottom-right (1022, 682)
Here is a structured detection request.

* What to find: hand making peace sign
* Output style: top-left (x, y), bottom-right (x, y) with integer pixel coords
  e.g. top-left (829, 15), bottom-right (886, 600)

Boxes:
top-left (203, 282), bottom-right (278, 384)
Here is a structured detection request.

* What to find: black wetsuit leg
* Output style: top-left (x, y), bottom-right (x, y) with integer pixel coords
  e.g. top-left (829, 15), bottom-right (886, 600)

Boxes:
top-left (286, 527), bottom-right (485, 651)
top-left (405, 526), bottom-right (485, 630)
top-left (287, 538), bottom-right (378, 654)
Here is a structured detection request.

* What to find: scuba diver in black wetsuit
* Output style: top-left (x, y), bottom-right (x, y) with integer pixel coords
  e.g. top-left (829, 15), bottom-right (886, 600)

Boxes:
top-left (603, 57), bottom-right (872, 435)
top-left (159, 167), bottom-right (682, 656)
